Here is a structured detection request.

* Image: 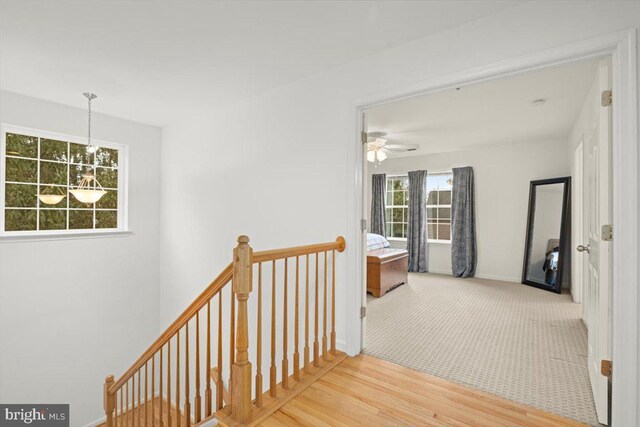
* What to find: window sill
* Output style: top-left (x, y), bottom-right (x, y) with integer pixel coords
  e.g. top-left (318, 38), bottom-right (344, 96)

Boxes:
top-left (0, 230), bottom-right (133, 243)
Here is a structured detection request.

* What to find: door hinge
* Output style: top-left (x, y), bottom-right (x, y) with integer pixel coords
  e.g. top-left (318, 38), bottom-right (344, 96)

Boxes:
top-left (601, 90), bottom-right (612, 107)
top-left (360, 306), bottom-right (367, 319)
top-left (361, 131), bottom-right (368, 145)
top-left (601, 224), bottom-right (613, 241)
top-left (360, 218), bottom-right (367, 232)
top-left (601, 359), bottom-right (612, 378)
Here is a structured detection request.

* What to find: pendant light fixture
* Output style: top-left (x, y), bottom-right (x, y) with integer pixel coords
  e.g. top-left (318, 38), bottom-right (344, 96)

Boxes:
top-left (69, 92), bottom-right (107, 204)
top-left (37, 186), bottom-right (66, 205)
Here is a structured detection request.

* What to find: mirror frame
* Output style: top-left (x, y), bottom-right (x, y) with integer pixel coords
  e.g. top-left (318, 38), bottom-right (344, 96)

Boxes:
top-left (521, 176), bottom-right (571, 293)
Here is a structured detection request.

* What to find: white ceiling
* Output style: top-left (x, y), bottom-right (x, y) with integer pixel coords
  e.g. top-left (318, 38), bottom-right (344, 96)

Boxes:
top-left (0, 1), bottom-right (522, 126)
top-left (366, 59), bottom-right (600, 157)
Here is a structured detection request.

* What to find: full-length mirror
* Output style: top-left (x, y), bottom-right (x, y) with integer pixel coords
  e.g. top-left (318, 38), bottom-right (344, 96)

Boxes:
top-left (522, 177), bottom-right (571, 293)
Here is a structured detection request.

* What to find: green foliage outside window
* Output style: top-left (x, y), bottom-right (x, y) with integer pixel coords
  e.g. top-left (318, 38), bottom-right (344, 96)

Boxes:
top-left (5, 209), bottom-right (36, 231)
top-left (6, 133), bottom-right (37, 158)
top-left (3, 131), bottom-right (121, 233)
top-left (40, 209), bottom-right (67, 230)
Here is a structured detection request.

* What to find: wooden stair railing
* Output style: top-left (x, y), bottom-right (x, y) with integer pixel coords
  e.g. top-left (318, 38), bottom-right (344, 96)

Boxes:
top-left (103, 235), bottom-right (346, 427)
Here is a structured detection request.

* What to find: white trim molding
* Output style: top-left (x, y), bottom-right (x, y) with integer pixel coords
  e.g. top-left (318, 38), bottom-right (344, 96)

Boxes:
top-left (346, 29), bottom-right (638, 426)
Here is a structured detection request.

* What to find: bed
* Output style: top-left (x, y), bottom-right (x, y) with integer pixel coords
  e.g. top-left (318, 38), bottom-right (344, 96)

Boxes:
top-left (366, 233), bottom-right (409, 297)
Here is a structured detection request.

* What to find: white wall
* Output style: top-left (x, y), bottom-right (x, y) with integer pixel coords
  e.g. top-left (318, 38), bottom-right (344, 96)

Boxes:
top-left (0, 91), bottom-right (162, 426)
top-left (367, 140), bottom-right (570, 283)
top-left (157, 0), bottom-right (639, 414)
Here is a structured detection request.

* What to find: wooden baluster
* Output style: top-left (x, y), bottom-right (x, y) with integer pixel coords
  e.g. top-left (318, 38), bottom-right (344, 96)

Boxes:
top-left (159, 347), bottom-right (163, 427)
top-left (331, 249), bottom-right (336, 355)
top-left (176, 330), bottom-right (181, 427)
top-left (137, 370), bottom-right (141, 426)
top-left (229, 285), bottom-right (235, 407)
top-left (205, 301), bottom-right (212, 417)
top-left (255, 263), bottom-right (263, 407)
top-left (151, 357), bottom-right (155, 427)
top-left (195, 311), bottom-right (201, 423)
top-left (231, 236), bottom-right (253, 422)
top-left (322, 251), bottom-right (328, 361)
top-left (282, 258), bottom-right (289, 389)
top-left (293, 256), bottom-right (300, 381)
top-left (120, 388), bottom-right (123, 427)
top-left (314, 252), bottom-right (320, 367)
top-left (304, 254), bottom-right (310, 373)
top-left (270, 259), bottom-right (277, 397)
top-left (185, 322), bottom-right (191, 427)
top-left (216, 292), bottom-right (223, 410)
top-left (167, 339), bottom-right (171, 427)
top-left (126, 380), bottom-right (129, 427)
top-left (144, 363), bottom-right (147, 426)
top-left (104, 375), bottom-right (115, 427)
top-left (131, 377), bottom-right (135, 427)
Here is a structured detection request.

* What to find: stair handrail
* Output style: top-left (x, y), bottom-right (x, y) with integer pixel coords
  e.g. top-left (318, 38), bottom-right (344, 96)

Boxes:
top-left (252, 237), bottom-right (345, 263)
top-left (108, 262), bottom-right (233, 393)
top-left (103, 236), bottom-right (346, 426)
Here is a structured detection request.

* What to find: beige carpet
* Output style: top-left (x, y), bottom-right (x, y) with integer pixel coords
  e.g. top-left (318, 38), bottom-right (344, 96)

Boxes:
top-left (364, 273), bottom-right (599, 426)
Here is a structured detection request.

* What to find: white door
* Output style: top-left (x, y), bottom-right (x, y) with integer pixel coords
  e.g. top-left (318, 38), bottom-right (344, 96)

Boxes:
top-left (360, 112), bottom-right (368, 350)
top-left (580, 59), bottom-right (612, 425)
top-left (572, 141), bottom-right (584, 306)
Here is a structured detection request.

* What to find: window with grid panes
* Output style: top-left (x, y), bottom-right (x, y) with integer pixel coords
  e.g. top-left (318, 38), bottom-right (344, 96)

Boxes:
top-left (385, 175), bottom-right (408, 238)
top-left (1, 126), bottom-right (126, 235)
top-left (384, 172), bottom-right (452, 242)
top-left (426, 172), bottom-right (452, 242)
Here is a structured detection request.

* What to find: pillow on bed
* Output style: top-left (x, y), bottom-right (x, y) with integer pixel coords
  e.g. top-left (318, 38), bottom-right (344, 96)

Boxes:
top-left (367, 233), bottom-right (391, 251)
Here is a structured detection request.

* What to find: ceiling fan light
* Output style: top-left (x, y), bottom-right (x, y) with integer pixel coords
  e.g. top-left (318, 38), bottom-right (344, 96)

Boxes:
top-left (367, 150), bottom-right (376, 162)
top-left (377, 150), bottom-right (388, 162)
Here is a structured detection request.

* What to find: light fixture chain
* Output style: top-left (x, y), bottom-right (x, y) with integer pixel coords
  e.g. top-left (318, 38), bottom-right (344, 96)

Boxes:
top-left (87, 95), bottom-right (92, 147)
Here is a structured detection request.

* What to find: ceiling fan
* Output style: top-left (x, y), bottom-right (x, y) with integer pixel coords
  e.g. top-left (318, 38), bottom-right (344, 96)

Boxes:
top-left (366, 132), bottom-right (418, 165)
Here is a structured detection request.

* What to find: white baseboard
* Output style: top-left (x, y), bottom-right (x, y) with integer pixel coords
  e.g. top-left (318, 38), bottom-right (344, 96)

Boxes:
top-left (424, 269), bottom-right (520, 284)
top-left (85, 416), bottom-right (106, 427)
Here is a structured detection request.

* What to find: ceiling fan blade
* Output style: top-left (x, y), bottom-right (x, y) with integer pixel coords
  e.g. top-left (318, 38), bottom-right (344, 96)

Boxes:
top-left (384, 144), bottom-right (419, 152)
top-left (367, 131), bottom-right (386, 141)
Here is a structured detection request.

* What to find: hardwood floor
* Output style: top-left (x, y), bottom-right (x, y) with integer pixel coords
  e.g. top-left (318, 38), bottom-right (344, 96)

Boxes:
top-left (98, 396), bottom-right (190, 427)
top-left (257, 354), bottom-right (587, 427)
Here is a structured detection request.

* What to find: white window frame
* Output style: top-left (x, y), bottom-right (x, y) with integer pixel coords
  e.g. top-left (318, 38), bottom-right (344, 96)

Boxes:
top-left (0, 124), bottom-right (129, 239)
top-left (385, 172), bottom-right (452, 244)
top-left (426, 171), bottom-right (452, 244)
top-left (385, 175), bottom-right (408, 240)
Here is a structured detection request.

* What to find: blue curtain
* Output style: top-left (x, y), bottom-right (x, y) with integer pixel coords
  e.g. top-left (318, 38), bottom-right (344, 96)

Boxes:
top-left (407, 170), bottom-right (428, 272)
top-left (451, 166), bottom-right (477, 277)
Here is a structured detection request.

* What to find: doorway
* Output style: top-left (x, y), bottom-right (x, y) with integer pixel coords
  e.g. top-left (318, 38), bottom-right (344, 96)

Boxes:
top-left (347, 30), bottom-right (637, 427)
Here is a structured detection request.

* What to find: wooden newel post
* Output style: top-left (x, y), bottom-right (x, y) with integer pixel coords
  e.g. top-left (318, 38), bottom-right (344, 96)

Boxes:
top-left (103, 375), bottom-right (115, 427)
top-left (231, 235), bottom-right (253, 422)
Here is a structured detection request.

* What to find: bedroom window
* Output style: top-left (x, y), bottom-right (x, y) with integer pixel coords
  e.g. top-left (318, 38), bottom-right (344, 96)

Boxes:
top-left (1, 125), bottom-right (128, 236)
top-left (384, 172), bottom-right (452, 243)
top-left (426, 172), bottom-right (452, 243)
top-left (385, 175), bottom-right (409, 238)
